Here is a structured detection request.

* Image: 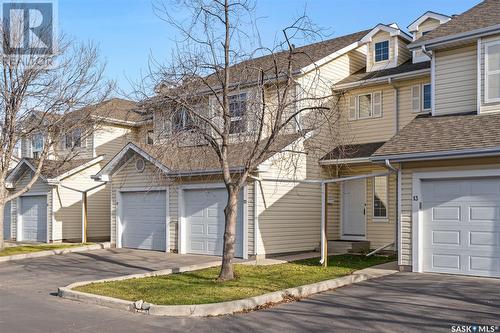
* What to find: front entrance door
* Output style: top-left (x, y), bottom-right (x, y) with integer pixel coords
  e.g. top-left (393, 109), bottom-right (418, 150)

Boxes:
top-left (342, 179), bottom-right (366, 240)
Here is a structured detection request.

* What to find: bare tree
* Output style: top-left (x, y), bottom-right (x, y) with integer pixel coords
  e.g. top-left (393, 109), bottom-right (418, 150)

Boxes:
top-left (0, 11), bottom-right (113, 249)
top-left (143, 0), bottom-right (341, 281)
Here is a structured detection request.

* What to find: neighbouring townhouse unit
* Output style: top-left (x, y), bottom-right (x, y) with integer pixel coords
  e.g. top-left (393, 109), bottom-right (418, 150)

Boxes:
top-left (94, 0), bottom-right (500, 279)
top-left (3, 98), bottom-right (152, 243)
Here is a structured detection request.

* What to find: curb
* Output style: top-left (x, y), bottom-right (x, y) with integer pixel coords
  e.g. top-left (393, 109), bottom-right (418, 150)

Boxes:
top-left (0, 242), bottom-right (111, 263)
top-left (58, 261), bottom-right (398, 317)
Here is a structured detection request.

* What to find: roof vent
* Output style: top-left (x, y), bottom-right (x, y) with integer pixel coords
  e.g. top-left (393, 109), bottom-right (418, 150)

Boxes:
top-left (135, 158), bottom-right (145, 173)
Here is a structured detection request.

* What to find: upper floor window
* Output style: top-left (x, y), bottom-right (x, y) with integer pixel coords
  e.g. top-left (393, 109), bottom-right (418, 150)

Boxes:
top-left (373, 176), bottom-right (388, 219)
top-left (348, 92), bottom-right (382, 120)
top-left (31, 133), bottom-right (44, 159)
top-left (64, 128), bottom-right (82, 149)
top-left (411, 84), bottom-right (431, 112)
top-left (374, 40), bottom-right (389, 62)
top-left (172, 107), bottom-right (193, 133)
top-left (485, 41), bottom-right (500, 103)
top-left (229, 93), bottom-right (247, 134)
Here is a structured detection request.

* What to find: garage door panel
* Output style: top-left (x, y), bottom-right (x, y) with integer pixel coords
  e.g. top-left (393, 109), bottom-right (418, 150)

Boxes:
top-left (3, 201), bottom-right (11, 240)
top-left (422, 178), bottom-right (500, 277)
top-left (121, 191), bottom-right (166, 251)
top-left (21, 196), bottom-right (47, 242)
top-left (185, 188), bottom-right (243, 257)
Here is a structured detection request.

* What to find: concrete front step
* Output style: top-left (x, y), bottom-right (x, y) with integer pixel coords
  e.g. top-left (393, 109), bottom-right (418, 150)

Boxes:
top-left (327, 240), bottom-right (370, 254)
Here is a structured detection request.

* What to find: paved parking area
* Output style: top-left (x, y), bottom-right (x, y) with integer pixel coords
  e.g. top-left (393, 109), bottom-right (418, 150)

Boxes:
top-left (0, 249), bottom-right (499, 333)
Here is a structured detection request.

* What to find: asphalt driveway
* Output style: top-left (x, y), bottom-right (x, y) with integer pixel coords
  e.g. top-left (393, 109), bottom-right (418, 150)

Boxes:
top-left (0, 249), bottom-right (499, 333)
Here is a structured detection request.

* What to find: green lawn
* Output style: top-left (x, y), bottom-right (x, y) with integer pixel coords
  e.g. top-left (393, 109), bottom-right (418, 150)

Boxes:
top-left (0, 243), bottom-right (93, 257)
top-left (75, 254), bottom-right (394, 305)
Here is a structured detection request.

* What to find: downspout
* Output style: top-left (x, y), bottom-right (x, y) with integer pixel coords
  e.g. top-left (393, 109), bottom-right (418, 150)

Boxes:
top-left (388, 77), bottom-right (400, 134)
top-left (384, 159), bottom-right (400, 261)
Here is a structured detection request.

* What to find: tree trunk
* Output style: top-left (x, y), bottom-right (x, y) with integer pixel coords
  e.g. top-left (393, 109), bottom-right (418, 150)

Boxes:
top-left (218, 186), bottom-right (240, 281)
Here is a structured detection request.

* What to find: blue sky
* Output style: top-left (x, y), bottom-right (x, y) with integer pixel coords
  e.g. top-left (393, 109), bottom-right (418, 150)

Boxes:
top-left (58, 0), bottom-right (480, 95)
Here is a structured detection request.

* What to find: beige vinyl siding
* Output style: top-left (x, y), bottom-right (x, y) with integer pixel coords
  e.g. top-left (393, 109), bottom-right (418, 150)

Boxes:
top-left (415, 18), bottom-right (441, 40)
top-left (396, 37), bottom-right (411, 66)
top-left (94, 124), bottom-right (136, 162)
top-left (52, 162), bottom-right (108, 242)
top-left (397, 76), bottom-right (431, 129)
top-left (337, 85), bottom-right (397, 144)
top-left (434, 44), bottom-right (477, 115)
top-left (10, 170), bottom-right (51, 241)
top-left (479, 34), bottom-right (500, 113)
top-left (323, 164), bottom-right (396, 249)
top-left (399, 157), bottom-right (500, 267)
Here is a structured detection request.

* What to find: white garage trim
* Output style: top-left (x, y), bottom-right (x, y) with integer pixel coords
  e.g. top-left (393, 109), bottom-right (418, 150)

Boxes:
top-left (16, 192), bottom-right (50, 243)
top-left (116, 187), bottom-right (169, 252)
top-left (411, 168), bottom-right (500, 273)
top-left (178, 183), bottom-right (248, 259)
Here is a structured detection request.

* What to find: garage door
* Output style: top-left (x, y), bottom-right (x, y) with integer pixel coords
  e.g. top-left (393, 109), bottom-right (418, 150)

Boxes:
top-left (3, 201), bottom-right (11, 240)
top-left (121, 190), bottom-right (166, 251)
top-left (422, 178), bottom-right (500, 277)
top-left (21, 195), bottom-right (47, 242)
top-left (184, 188), bottom-right (243, 257)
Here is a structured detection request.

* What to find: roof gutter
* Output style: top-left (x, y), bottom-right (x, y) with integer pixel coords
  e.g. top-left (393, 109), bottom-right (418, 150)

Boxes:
top-left (371, 146), bottom-right (500, 163)
top-left (333, 68), bottom-right (430, 91)
top-left (319, 157), bottom-right (371, 166)
top-left (408, 24), bottom-right (500, 50)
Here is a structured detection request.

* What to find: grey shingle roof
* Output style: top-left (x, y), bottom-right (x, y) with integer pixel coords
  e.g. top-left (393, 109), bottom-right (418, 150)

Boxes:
top-left (334, 60), bottom-right (430, 87)
top-left (25, 157), bottom-right (97, 179)
top-left (372, 112), bottom-right (500, 158)
top-left (321, 142), bottom-right (386, 161)
top-left (410, 0), bottom-right (500, 47)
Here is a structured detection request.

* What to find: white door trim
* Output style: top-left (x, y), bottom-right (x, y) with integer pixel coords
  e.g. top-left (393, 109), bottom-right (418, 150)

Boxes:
top-left (116, 186), bottom-right (169, 252)
top-left (341, 179), bottom-right (367, 241)
top-left (411, 168), bottom-right (500, 273)
top-left (178, 183), bottom-right (248, 259)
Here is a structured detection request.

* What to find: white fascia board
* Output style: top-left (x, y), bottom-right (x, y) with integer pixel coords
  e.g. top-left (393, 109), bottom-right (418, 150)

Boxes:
top-left (333, 68), bottom-right (430, 91)
top-left (408, 24), bottom-right (500, 50)
top-left (5, 159), bottom-right (48, 184)
top-left (299, 41), bottom-right (361, 75)
top-left (407, 11), bottom-right (451, 32)
top-left (371, 147), bottom-right (500, 163)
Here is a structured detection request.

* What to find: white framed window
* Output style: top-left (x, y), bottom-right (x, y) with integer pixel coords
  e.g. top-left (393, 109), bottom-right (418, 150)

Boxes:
top-left (411, 84), bottom-right (432, 112)
top-left (373, 176), bottom-right (388, 219)
top-left (422, 84), bottom-right (431, 111)
top-left (64, 128), bottom-right (82, 149)
top-left (374, 40), bottom-right (389, 62)
top-left (348, 92), bottom-right (382, 120)
top-left (485, 40), bottom-right (500, 103)
top-left (229, 92), bottom-right (247, 134)
top-left (31, 133), bottom-right (44, 158)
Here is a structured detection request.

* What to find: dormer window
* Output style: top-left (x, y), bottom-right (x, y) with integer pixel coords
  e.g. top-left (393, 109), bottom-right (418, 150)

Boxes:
top-left (375, 41), bottom-right (389, 62)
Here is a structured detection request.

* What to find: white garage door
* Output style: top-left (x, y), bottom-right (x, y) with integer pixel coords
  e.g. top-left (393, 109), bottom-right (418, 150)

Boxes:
top-left (21, 195), bottom-right (47, 242)
top-left (184, 188), bottom-right (243, 257)
top-left (3, 201), bottom-right (11, 240)
top-left (422, 178), bottom-right (500, 277)
top-left (121, 190), bottom-right (166, 251)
